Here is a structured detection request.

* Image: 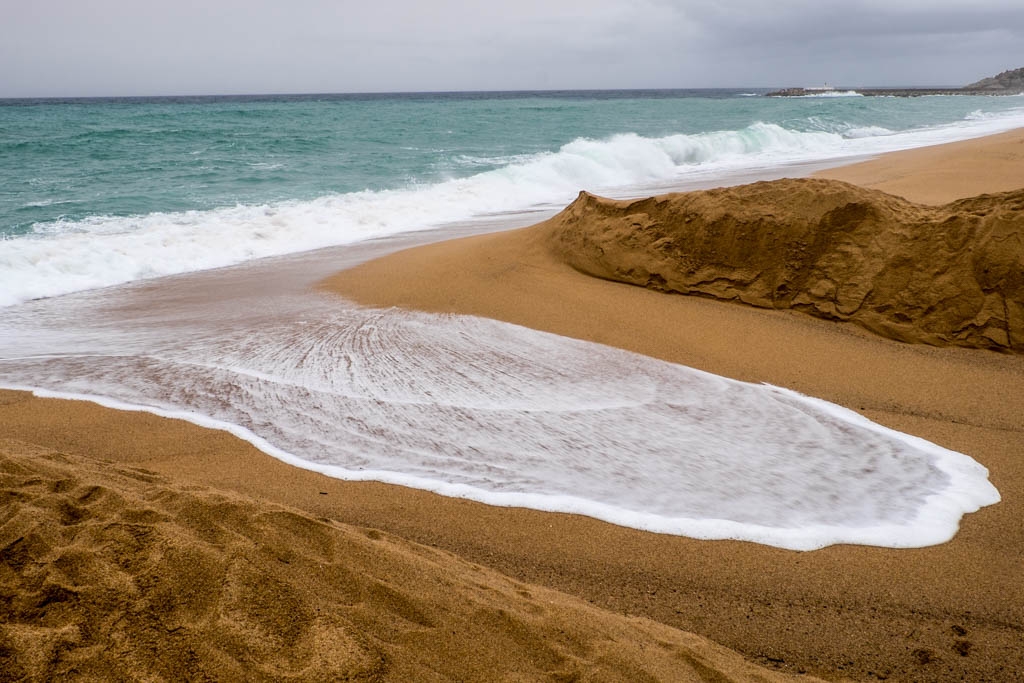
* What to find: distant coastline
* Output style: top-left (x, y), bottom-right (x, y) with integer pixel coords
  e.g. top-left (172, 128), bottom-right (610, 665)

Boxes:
top-left (767, 87), bottom-right (1018, 97)
top-left (768, 66), bottom-right (1024, 97)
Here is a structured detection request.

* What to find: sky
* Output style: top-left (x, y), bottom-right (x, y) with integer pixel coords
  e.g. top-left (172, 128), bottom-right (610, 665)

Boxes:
top-left (2, 0), bottom-right (1023, 97)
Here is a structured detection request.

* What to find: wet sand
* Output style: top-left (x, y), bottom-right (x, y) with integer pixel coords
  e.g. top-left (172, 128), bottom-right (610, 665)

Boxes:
top-left (5, 130), bottom-right (1024, 681)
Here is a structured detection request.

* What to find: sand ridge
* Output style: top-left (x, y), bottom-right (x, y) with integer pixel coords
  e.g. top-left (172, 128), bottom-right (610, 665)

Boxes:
top-left (547, 179), bottom-right (1024, 351)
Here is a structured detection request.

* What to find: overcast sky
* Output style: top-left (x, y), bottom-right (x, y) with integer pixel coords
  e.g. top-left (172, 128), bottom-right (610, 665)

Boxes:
top-left (2, 0), bottom-right (1023, 97)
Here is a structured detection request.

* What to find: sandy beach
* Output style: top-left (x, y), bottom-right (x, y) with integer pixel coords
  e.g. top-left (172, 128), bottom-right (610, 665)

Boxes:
top-left (5, 130), bottom-right (1024, 681)
top-left (815, 128), bottom-right (1024, 205)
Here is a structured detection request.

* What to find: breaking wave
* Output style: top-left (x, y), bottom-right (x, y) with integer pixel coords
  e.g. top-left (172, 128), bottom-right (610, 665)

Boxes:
top-left (4, 108), bottom-right (1024, 307)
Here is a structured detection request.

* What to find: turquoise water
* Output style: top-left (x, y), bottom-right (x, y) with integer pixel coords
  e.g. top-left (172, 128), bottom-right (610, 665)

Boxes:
top-left (2, 90), bottom-right (1024, 305)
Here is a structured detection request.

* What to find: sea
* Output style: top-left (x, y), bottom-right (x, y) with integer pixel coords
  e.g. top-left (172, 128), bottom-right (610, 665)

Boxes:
top-left (0, 89), bottom-right (1013, 549)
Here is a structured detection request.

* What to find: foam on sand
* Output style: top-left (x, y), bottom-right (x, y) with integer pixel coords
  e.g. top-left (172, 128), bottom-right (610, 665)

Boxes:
top-left (0, 287), bottom-right (999, 551)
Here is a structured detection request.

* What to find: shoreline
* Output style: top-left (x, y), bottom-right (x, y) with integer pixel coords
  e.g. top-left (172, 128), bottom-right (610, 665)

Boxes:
top-left (5, 128), bottom-right (1024, 680)
top-left (319, 127), bottom-right (1024, 679)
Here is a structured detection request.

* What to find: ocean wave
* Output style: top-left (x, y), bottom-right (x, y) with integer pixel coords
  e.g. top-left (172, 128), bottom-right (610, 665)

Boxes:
top-left (247, 161), bottom-right (285, 170)
top-left (842, 125), bottom-right (895, 138)
top-left (448, 152), bottom-right (538, 168)
top-left (964, 108), bottom-right (1013, 121)
top-left (4, 109), bottom-right (1024, 307)
top-left (802, 116), bottom-right (896, 138)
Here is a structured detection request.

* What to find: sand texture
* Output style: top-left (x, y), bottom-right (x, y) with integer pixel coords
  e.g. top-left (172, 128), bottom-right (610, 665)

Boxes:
top-left (0, 429), bottom-right (815, 682)
top-left (547, 179), bottom-right (1024, 351)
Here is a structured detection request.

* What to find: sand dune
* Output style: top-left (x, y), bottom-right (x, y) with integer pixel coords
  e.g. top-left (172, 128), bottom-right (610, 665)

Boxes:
top-left (0, 431), bottom-right (815, 682)
top-left (549, 179), bottom-right (1024, 351)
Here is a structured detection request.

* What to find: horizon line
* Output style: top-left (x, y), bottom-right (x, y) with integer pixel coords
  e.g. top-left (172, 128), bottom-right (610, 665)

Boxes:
top-left (0, 88), bottom-right (765, 103)
top-left (0, 84), bottom-right (975, 102)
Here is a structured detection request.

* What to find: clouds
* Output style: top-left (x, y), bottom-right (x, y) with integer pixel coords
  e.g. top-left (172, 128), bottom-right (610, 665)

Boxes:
top-left (672, 0), bottom-right (1023, 86)
top-left (1, 0), bottom-right (1021, 96)
top-left (681, 0), bottom-right (1023, 37)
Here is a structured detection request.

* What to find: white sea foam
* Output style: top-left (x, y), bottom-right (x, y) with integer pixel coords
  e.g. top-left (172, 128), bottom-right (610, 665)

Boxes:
top-left (792, 90), bottom-right (864, 98)
top-left (3, 107), bottom-right (1024, 307)
top-left (842, 125), bottom-right (895, 138)
top-left (0, 284), bottom-right (1001, 550)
